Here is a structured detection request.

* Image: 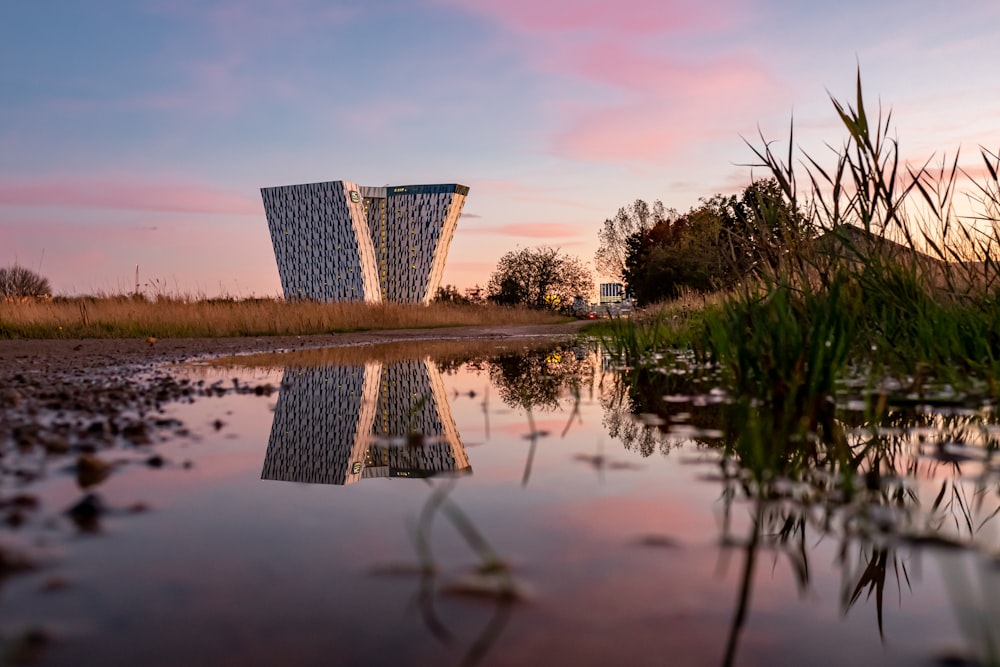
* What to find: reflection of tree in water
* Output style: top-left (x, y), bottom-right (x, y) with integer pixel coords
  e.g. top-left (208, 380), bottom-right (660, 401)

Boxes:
top-left (598, 369), bottom-right (673, 457)
top-left (488, 344), bottom-right (725, 457)
top-left (486, 341), bottom-right (1000, 662)
top-left (488, 346), bottom-right (594, 412)
top-left (599, 364), bottom-right (728, 457)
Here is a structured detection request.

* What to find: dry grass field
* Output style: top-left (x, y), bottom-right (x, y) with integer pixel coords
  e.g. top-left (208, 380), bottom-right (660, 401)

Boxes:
top-left (0, 296), bottom-right (567, 339)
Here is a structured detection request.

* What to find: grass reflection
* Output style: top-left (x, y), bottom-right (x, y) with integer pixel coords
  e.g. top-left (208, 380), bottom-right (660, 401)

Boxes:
top-left (587, 331), bottom-right (1000, 665)
top-left (373, 477), bottom-right (528, 667)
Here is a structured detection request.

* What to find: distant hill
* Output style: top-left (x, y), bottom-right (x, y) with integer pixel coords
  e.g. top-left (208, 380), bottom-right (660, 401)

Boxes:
top-left (813, 223), bottom-right (996, 291)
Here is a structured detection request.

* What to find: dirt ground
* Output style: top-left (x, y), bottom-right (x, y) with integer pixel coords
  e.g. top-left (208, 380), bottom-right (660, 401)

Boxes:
top-left (0, 321), bottom-right (589, 469)
top-left (0, 320), bottom-right (590, 378)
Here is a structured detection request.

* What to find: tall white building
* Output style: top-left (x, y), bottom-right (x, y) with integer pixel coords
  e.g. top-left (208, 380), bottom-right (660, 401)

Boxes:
top-left (261, 359), bottom-right (470, 485)
top-left (261, 181), bottom-right (469, 304)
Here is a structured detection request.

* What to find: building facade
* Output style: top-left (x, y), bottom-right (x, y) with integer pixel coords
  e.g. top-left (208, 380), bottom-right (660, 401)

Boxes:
top-left (261, 359), bottom-right (470, 485)
top-left (261, 181), bottom-right (469, 304)
top-left (599, 282), bottom-right (624, 304)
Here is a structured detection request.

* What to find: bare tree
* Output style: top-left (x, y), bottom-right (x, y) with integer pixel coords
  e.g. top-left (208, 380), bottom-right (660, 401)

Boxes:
top-left (0, 265), bottom-right (52, 299)
top-left (595, 199), bottom-right (676, 283)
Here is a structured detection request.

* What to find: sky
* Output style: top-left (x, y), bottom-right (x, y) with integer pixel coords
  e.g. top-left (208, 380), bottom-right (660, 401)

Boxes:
top-left (3, 0), bottom-right (1000, 297)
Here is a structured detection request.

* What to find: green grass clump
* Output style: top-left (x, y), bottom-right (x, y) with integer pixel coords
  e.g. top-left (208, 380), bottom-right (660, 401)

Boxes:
top-left (598, 70), bottom-right (1000, 461)
top-left (701, 75), bottom-right (997, 381)
top-left (703, 274), bottom-right (853, 440)
top-left (584, 291), bottom-right (720, 365)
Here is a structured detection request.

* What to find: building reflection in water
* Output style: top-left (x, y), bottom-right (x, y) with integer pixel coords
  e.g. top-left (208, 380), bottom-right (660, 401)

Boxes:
top-left (262, 359), bottom-right (470, 485)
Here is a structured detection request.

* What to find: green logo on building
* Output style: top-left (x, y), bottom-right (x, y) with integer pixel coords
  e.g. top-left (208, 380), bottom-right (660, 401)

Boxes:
top-left (349, 190), bottom-right (360, 203)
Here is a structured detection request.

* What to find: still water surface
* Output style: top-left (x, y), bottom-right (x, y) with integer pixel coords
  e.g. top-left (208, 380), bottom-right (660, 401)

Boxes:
top-left (3, 340), bottom-right (998, 666)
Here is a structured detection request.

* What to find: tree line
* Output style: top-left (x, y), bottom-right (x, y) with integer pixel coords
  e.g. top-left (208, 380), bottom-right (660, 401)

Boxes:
top-left (6, 179), bottom-right (802, 309)
top-left (597, 178), bottom-right (809, 305)
top-left (477, 178), bottom-right (807, 312)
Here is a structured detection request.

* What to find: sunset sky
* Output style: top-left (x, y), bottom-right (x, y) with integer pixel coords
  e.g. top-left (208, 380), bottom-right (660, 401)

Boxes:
top-left (3, 0), bottom-right (1000, 297)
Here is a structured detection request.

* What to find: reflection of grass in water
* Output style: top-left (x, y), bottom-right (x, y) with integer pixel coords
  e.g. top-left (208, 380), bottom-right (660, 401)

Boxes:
top-left (597, 345), bottom-right (1000, 663)
top-left (372, 475), bottom-right (530, 667)
top-left (702, 401), bottom-right (1000, 665)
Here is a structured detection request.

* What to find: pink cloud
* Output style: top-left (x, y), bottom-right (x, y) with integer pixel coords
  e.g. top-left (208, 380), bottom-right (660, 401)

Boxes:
top-left (435, 0), bottom-right (745, 36)
top-left (465, 222), bottom-right (584, 238)
top-left (443, 261), bottom-right (494, 273)
top-left (570, 43), bottom-right (770, 94)
top-left (550, 48), bottom-right (781, 161)
top-left (0, 180), bottom-right (260, 215)
top-left (442, 0), bottom-right (779, 163)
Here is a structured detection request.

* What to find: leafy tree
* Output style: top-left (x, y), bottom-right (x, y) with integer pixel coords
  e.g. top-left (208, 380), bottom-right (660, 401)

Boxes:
top-left (623, 207), bottom-right (724, 305)
top-left (432, 284), bottom-right (472, 305)
top-left (463, 285), bottom-right (486, 304)
top-left (622, 179), bottom-right (807, 305)
top-left (0, 265), bottom-right (51, 299)
top-left (713, 178), bottom-right (812, 275)
top-left (487, 246), bottom-right (593, 311)
top-left (595, 199), bottom-right (676, 283)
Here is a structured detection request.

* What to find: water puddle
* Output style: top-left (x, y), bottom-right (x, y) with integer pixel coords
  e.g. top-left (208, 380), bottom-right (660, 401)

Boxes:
top-left (1, 340), bottom-right (998, 666)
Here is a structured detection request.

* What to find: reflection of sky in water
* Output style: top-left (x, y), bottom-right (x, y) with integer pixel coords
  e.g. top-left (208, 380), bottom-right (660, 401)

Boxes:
top-left (2, 351), bottom-right (995, 666)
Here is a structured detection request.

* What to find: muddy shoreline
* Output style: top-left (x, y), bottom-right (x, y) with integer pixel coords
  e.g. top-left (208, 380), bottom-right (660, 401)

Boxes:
top-left (0, 321), bottom-right (589, 377)
top-left (0, 320), bottom-right (589, 551)
top-left (1, 321), bottom-right (589, 456)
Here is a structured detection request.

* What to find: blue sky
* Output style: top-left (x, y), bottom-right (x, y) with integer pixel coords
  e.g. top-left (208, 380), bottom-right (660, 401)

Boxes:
top-left (3, 0), bottom-right (1000, 296)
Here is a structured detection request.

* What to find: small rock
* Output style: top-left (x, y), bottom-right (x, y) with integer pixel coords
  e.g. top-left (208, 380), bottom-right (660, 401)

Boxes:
top-left (0, 545), bottom-right (36, 576)
top-left (41, 576), bottom-right (71, 593)
top-left (0, 388), bottom-right (22, 408)
top-left (76, 454), bottom-right (111, 488)
top-left (121, 421), bottom-right (151, 445)
top-left (0, 494), bottom-right (39, 510)
top-left (65, 492), bottom-right (105, 531)
top-left (441, 571), bottom-right (533, 602)
top-left (12, 424), bottom-right (41, 449)
top-left (5, 511), bottom-right (26, 528)
top-left (40, 434), bottom-right (70, 455)
top-left (636, 534), bottom-right (683, 549)
top-left (86, 420), bottom-right (107, 438)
